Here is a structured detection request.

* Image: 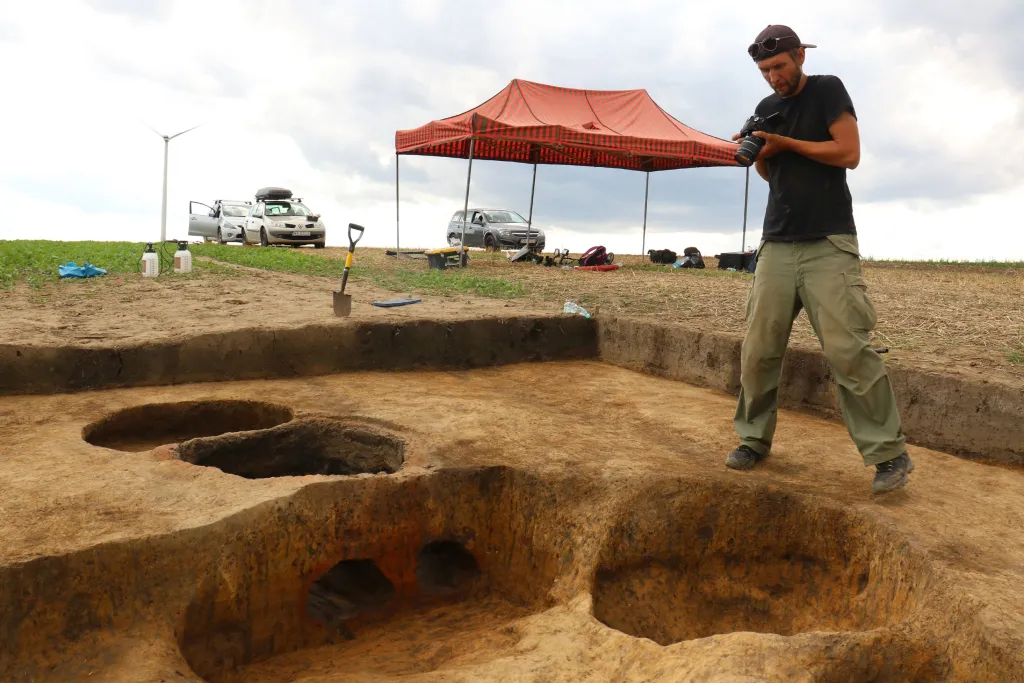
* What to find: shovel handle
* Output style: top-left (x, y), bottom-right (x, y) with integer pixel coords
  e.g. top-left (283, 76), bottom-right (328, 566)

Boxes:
top-left (340, 224), bottom-right (364, 295)
top-left (348, 223), bottom-right (365, 249)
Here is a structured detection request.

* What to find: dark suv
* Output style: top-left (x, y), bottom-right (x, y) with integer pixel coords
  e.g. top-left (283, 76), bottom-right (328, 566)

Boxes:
top-left (447, 208), bottom-right (545, 251)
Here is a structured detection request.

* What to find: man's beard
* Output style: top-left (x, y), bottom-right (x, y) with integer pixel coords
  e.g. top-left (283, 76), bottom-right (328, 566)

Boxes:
top-left (775, 67), bottom-right (804, 97)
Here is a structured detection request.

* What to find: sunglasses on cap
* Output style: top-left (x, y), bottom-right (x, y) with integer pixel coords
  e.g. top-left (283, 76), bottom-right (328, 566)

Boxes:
top-left (747, 35), bottom-right (799, 59)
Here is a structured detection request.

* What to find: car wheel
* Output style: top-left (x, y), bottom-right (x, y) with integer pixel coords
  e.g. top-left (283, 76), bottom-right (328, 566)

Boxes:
top-left (260, 228), bottom-right (269, 247)
top-left (484, 234), bottom-right (498, 252)
top-left (315, 242), bottom-right (325, 249)
top-left (448, 233), bottom-right (460, 247)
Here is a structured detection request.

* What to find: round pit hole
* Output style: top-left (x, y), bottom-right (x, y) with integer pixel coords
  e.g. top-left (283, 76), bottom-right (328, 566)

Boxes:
top-left (175, 418), bottom-right (405, 479)
top-left (305, 559), bottom-right (395, 632)
top-left (416, 540), bottom-right (482, 597)
top-left (592, 485), bottom-right (929, 645)
top-left (83, 400), bottom-right (293, 452)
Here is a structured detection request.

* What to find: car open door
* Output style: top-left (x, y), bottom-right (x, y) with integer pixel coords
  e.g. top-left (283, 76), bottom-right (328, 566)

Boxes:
top-left (245, 202), bottom-right (266, 245)
top-left (188, 201), bottom-right (217, 240)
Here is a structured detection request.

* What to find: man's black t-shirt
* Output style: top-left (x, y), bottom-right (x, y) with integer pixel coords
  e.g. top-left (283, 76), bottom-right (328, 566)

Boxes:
top-left (755, 74), bottom-right (857, 241)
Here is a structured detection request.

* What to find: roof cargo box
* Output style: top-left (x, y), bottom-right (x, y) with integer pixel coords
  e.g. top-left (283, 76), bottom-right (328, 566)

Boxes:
top-left (255, 187), bottom-right (293, 200)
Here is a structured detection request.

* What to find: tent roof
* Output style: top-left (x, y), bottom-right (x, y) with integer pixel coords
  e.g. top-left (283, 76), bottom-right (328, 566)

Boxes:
top-left (395, 78), bottom-right (740, 172)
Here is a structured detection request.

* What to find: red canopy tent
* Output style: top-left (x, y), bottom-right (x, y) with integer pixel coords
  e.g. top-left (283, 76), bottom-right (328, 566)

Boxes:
top-left (394, 78), bottom-right (750, 262)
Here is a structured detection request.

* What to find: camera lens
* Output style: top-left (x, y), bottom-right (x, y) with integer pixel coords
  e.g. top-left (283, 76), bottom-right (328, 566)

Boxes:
top-left (735, 136), bottom-right (765, 166)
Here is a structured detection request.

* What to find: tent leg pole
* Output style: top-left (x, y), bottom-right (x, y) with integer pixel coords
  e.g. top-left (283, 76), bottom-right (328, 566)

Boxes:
top-left (742, 166), bottom-right (750, 252)
top-left (395, 154), bottom-right (400, 254)
top-left (460, 138), bottom-right (475, 267)
top-left (641, 172), bottom-right (650, 263)
top-left (526, 161), bottom-right (537, 251)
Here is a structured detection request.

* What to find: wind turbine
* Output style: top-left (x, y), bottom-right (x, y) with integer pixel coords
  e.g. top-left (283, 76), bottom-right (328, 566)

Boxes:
top-left (144, 122), bottom-right (202, 242)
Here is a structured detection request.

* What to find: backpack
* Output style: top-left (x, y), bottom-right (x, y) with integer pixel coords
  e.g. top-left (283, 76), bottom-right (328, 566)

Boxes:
top-left (647, 248), bottom-right (677, 264)
top-left (579, 246), bottom-right (612, 267)
top-left (677, 247), bottom-right (705, 269)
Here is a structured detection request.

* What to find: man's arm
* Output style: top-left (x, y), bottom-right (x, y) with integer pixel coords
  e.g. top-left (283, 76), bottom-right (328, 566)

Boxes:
top-left (754, 111), bottom-right (861, 169)
top-left (754, 158), bottom-right (769, 181)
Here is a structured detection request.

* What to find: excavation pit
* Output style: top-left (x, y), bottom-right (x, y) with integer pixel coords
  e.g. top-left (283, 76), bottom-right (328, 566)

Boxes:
top-left (179, 467), bottom-right (562, 682)
top-left (592, 484), bottom-right (929, 646)
top-left (5, 359), bottom-right (1023, 682)
top-left (82, 399), bottom-right (293, 452)
top-left (174, 418), bottom-right (405, 479)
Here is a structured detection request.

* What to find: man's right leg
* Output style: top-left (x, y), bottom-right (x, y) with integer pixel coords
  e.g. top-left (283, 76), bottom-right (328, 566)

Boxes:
top-left (730, 241), bottom-right (801, 469)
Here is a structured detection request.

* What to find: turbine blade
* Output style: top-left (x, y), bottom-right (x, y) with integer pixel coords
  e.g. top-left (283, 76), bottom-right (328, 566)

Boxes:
top-left (169, 123), bottom-right (203, 140)
top-left (140, 120), bottom-right (165, 138)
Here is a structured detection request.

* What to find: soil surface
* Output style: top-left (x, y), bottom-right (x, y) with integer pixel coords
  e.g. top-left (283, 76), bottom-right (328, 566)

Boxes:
top-left (0, 261), bottom-right (546, 348)
top-left (2, 362), bottom-right (1023, 681)
top-left (3, 248), bottom-right (1022, 390)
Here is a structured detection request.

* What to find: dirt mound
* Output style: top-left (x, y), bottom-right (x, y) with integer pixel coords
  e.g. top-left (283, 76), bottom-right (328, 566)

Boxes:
top-left (82, 400), bottom-right (293, 452)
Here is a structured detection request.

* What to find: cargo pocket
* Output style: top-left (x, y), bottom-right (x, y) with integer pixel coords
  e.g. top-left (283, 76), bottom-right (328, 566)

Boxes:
top-left (826, 234), bottom-right (861, 258)
top-left (843, 272), bottom-right (877, 331)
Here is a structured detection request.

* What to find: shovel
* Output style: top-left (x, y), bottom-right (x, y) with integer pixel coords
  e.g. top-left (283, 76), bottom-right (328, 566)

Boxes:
top-left (333, 222), bottom-right (365, 317)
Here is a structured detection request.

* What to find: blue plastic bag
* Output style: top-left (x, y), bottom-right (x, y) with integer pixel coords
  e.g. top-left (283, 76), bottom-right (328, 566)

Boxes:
top-left (58, 261), bottom-right (108, 279)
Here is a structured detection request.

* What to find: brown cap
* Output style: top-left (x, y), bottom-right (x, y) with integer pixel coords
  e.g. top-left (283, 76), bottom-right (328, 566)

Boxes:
top-left (748, 24), bottom-right (817, 61)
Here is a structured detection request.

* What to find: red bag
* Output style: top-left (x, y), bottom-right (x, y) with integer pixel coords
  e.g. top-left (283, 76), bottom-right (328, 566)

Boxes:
top-left (578, 246), bottom-right (611, 267)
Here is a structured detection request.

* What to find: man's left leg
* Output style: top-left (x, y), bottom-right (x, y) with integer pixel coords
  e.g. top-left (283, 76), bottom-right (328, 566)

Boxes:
top-left (796, 235), bottom-right (912, 493)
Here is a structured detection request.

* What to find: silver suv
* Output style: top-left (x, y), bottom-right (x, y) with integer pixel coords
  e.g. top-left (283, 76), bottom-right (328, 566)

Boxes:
top-left (447, 208), bottom-right (545, 251)
top-left (242, 187), bottom-right (327, 248)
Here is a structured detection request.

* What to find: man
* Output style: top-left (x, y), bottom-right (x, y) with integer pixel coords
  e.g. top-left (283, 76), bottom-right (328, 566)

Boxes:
top-left (727, 25), bottom-right (913, 494)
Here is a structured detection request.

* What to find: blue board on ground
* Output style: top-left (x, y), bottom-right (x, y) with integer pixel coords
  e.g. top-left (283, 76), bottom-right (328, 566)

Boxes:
top-left (371, 298), bottom-right (422, 308)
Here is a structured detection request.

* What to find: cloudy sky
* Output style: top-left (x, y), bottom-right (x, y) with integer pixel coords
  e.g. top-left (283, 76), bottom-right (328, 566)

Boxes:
top-left (1, 0), bottom-right (1022, 260)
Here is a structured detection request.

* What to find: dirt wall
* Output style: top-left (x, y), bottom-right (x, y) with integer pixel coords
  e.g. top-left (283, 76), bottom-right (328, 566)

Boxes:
top-left (598, 317), bottom-right (1024, 467)
top-left (0, 317), bottom-right (598, 396)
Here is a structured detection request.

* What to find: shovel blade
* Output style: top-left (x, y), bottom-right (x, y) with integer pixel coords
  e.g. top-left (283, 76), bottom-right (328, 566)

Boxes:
top-left (333, 292), bottom-right (352, 317)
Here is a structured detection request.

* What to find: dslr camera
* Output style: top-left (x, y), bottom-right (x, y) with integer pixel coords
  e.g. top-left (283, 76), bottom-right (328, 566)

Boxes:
top-left (734, 112), bottom-right (785, 166)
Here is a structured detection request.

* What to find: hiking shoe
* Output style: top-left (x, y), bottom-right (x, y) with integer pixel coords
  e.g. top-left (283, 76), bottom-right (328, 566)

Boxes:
top-left (726, 445), bottom-right (765, 471)
top-left (872, 453), bottom-right (914, 494)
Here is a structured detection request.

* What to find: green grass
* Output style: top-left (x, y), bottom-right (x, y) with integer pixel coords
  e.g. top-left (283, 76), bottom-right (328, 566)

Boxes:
top-left (1009, 349), bottom-right (1024, 365)
top-left (370, 268), bottom-right (525, 298)
top-left (0, 240), bottom-right (231, 289)
top-left (189, 243), bottom-right (525, 299)
top-left (190, 243), bottom-right (346, 277)
top-left (0, 241), bottom-right (526, 298)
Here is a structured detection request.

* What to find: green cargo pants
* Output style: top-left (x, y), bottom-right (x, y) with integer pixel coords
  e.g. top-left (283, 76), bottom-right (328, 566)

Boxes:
top-left (733, 234), bottom-right (906, 466)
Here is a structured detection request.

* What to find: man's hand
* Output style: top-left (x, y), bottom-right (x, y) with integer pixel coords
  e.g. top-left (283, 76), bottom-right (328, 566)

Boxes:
top-left (752, 131), bottom-right (790, 160)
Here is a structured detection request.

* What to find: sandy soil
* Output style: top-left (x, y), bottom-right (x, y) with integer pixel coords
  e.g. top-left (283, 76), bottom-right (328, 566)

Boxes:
top-left (2, 362), bottom-right (1023, 681)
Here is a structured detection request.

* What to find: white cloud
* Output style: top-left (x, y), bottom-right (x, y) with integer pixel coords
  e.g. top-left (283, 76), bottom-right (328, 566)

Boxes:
top-left (0, 0), bottom-right (1021, 261)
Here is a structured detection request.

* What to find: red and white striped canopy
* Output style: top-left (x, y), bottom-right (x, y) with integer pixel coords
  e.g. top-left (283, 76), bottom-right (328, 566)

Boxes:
top-left (395, 78), bottom-right (740, 172)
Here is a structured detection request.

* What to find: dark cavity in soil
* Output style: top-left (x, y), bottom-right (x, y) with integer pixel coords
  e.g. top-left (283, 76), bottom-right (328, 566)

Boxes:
top-left (175, 418), bottom-right (405, 479)
top-left (306, 559), bottom-right (395, 631)
top-left (82, 399), bottom-right (293, 452)
top-left (592, 484), bottom-right (927, 645)
top-left (416, 540), bottom-right (482, 596)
